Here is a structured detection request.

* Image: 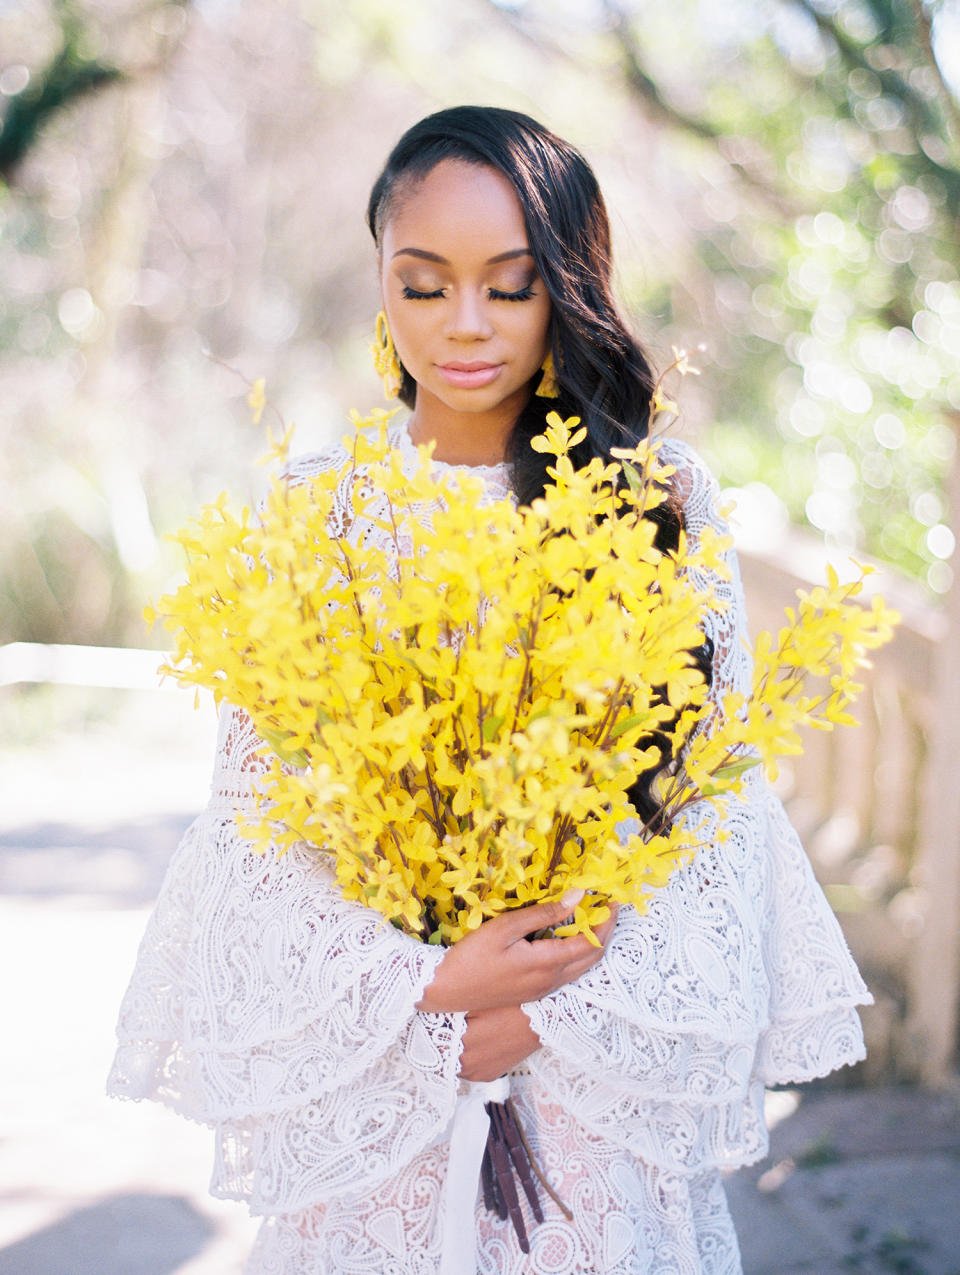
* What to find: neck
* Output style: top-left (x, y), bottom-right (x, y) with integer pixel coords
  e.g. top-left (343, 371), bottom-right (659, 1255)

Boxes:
top-left (407, 386), bottom-right (529, 466)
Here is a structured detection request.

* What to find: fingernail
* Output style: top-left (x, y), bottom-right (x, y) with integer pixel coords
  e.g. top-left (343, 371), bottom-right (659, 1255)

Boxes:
top-left (561, 888), bottom-right (585, 910)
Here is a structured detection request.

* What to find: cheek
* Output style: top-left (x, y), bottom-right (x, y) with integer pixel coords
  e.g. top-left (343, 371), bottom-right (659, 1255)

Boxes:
top-left (524, 301), bottom-right (553, 361)
top-left (384, 302), bottom-right (425, 368)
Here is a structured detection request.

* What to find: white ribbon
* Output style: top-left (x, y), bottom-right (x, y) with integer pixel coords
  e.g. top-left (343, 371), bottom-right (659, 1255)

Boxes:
top-left (438, 1076), bottom-right (510, 1275)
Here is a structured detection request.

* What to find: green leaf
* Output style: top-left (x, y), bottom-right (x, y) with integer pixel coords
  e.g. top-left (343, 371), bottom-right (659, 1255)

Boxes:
top-left (482, 713), bottom-right (506, 742)
top-left (698, 759), bottom-right (760, 798)
top-left (622, 460), bottom-right (645, 495)
top-left (258, 726), bottom-right (309, 768)
top-left (610, 712), bottom-right (650, 740)
top-left (712, 756), bottom-right (761, 781)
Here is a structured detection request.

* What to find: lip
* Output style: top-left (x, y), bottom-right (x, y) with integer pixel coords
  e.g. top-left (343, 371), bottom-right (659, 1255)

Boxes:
top-left (436, 361), bottom-right (504, 389)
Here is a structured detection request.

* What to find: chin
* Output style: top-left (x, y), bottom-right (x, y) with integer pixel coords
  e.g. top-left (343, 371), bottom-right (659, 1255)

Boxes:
top-left (431, 381), bottom-right (529, 415)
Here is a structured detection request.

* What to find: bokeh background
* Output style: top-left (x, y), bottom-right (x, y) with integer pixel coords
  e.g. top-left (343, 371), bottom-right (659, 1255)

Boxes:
top-left (2, 0), bottom-right (960, 1270)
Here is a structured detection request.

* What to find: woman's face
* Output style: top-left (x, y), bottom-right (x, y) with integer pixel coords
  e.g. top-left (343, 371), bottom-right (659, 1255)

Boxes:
top-left (379, 159), bottom-right (552, 432)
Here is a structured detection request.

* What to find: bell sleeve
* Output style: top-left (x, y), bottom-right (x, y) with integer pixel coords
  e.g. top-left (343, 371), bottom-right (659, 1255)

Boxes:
top-left (519, 437), bottom-right (871, 1175)
top-left (107, 700), bottom-right (468, 1215)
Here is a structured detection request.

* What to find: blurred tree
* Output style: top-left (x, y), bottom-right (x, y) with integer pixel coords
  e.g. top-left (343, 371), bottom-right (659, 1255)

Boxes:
top-left (0, 0), bottom-right (123, 181)
top-left (492, 0), bottom-right (960, 593)
top-left (1, 0), bottom-right (190, 646)
top-left (4, 0), bottom-right (958, 652)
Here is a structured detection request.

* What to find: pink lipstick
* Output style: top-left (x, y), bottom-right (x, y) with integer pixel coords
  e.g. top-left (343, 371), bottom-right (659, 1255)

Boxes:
top-left (436, 361), bottom-right (503, 389)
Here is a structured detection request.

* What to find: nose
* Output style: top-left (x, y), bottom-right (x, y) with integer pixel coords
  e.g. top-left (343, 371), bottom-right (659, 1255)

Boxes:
top-left (444, 287), bottom-right (494, 342)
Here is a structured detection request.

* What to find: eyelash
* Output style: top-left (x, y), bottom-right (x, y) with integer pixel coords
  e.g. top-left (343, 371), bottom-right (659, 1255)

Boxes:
top-left (401, 285), bottom-right (536, 303)
top-left (492, 286), bottom-right (535, 302)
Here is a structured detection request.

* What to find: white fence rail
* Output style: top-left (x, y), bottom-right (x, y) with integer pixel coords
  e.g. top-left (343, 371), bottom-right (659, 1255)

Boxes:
top-left (738, 537), bottom-right (952, 1085)
top-left (0, 642), bottom-right (170, 691)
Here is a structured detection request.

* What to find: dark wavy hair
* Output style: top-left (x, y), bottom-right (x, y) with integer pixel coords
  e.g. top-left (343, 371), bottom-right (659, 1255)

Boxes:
top-left (367, 106), bottom-right (711, 826)
top-left (366, 106), bottom-right (661, 505)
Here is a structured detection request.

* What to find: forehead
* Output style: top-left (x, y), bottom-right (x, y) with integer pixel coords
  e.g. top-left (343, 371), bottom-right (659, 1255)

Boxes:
top-left (381, 159), bottom-right (530, 261)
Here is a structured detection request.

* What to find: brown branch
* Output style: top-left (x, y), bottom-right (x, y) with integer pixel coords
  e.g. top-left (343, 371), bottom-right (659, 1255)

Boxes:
top-left (505, 1098), bottom-right (574, 1220)
top-left (791, 0), bottom-right (950, 147)
top-left (509, 590), bottom-right (546, 736)
top-left (600, 0), bottom-right (720, 143)
top-left (601, 0), bottom-right (805, 216)
top-left (479, 0), bottom-right (796, 215)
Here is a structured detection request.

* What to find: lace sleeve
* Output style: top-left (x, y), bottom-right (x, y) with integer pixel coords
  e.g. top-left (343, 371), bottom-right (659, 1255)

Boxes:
top-left (520, 438), bottom-right (871, 1175)
top-left (108, 702), bottom-right (467, 1213)
top-left (107, 440), bottom-right (469, 1216)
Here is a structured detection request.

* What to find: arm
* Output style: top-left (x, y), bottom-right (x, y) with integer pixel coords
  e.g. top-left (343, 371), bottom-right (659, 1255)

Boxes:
top-left (444, 905), bottom-right (620, 1082)
top-left (108, 702), bottom-right (464, 1211)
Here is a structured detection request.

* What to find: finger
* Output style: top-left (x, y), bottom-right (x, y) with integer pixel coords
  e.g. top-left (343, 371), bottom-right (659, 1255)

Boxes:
top-left (526, 929), bottom-right (596, 964)
top-left (592, 906), bottom-right (620, 947)
top-left (561, 949), bottom-right (608, 987)
top-left (533, 934), bottom-right (608, 986)
top-left (570, 932), bottom-right (610, 966)
top-left (563, 922), bottom-right (618, 974)
top-left (499, 890), bottom-right (586, 941)
top-left (592, 922), bottom-right (616, 948)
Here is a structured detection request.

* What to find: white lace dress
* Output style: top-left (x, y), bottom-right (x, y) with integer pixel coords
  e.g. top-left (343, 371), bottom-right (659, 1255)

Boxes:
top-left (107, 418), bottom-right (871, 1274)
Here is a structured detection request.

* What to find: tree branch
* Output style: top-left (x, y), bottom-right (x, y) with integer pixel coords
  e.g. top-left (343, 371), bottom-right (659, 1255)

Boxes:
top-left (791, 0), bottom-right (940, 133)
top-left (0, 42), bottom-right (123, 180)
top-left (789, 0), bottom-right (960, 215)
top-left (481, 0), bottom-right (804, 217)
top-left (599, 0), bottom-right (720, 143)
top-left (905, 0), bottom-right (960, 158)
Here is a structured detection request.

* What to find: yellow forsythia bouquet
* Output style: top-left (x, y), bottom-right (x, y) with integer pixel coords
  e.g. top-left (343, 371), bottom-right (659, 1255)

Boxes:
top-left (150, 408), bottom-right (897, 945)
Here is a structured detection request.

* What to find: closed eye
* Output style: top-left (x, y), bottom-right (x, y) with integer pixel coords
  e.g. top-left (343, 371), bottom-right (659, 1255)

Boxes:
top-left (401, 284), bottom-right (538, 302)
top-left (489, 286), bottom-right (536, 302)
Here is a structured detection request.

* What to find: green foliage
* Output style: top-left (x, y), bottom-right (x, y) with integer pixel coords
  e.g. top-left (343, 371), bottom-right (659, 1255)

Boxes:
top-left (601, 0), bottom-right (960, 592)
top-left (4, 0), bottom-right (959, 652)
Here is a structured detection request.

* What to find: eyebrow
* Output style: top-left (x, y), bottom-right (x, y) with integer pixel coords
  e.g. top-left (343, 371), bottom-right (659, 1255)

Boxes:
top-left (391, 247), bottom-right (533, 264)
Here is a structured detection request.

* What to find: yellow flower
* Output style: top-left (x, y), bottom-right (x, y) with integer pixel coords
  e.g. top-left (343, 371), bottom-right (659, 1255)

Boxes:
top-left (247, 377), bottom-right (267, 425)
top-left (151, 406), bottom-right (898, 944)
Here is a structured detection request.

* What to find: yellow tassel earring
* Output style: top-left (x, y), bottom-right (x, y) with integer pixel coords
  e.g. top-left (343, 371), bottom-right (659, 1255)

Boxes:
top-left (371, 309), bottom-right (403, 400)
top-left (535, 348), bottom-right (559, 398)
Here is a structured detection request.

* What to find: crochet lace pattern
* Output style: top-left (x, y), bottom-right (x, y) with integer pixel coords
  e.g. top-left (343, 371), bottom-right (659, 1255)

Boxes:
top-left (108, 418), bottom-right (871, 1274)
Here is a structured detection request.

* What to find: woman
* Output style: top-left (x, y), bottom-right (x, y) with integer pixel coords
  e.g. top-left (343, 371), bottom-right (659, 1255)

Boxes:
top-left (108, 106), bottom-right (871, 1274)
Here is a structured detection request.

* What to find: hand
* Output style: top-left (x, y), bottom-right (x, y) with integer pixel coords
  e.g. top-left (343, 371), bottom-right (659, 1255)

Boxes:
top-left (458, 1005), bottom-right (541, 1082)
top-left (416, 892), bottom-right (620, 1015)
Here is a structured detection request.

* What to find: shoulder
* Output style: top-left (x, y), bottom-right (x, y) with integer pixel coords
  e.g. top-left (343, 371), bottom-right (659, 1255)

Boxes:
top-left (655, 436), bottom-right (718, 495)
top-left (655, 435), bottom-right (725, 530)
top-left (278, 417), bottom-right (409, 488)
top-left (280, 437), bottom-right (351, 487)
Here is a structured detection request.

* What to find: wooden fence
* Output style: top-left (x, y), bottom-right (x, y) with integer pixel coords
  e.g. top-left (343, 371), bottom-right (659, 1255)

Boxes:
top-left (738, 535), bottom-right (954, 1085)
